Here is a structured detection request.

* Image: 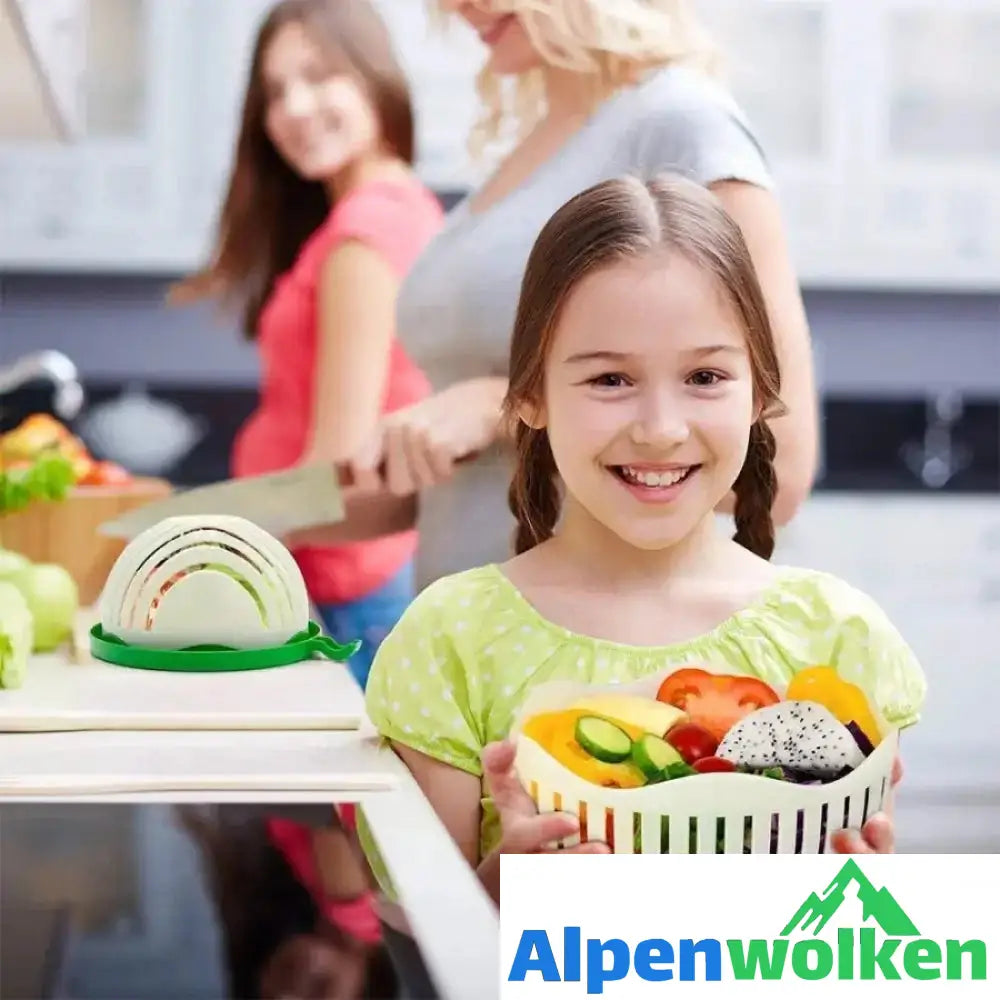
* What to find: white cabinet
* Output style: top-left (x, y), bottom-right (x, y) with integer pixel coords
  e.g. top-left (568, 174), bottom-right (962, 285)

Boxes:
top-left (852, 0), bottom-right (1000, 289)
top-left (699, 0), bottom-right (842, 240)
top-left (2, 0), bottom-right (1000, 286)
top-left (0, 0), bottom-right (274, 272)
top-left (0, 0), bottom-right (200, 270)
top-left (698, 0), bottom-right (1000, 290)
top-left (3, 0), bottom-right (88, 138)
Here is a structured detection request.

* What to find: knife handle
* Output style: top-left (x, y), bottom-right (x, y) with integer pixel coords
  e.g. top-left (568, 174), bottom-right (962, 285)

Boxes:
top-left (335, 461), bottom-right (385, 489)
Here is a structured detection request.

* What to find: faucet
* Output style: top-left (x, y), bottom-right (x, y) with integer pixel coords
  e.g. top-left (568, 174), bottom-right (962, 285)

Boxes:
top-left (0, 350), bottom-right (85, 421)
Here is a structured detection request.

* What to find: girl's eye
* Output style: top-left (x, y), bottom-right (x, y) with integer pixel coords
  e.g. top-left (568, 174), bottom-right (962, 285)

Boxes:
top-left (588, 373), bottom-right (631, 388)
top-left (688, 369), bottom-right (726, 388)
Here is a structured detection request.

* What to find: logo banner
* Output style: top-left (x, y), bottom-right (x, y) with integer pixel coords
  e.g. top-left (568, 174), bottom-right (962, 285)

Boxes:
top-left (501, 854), bottom-right (997, 997)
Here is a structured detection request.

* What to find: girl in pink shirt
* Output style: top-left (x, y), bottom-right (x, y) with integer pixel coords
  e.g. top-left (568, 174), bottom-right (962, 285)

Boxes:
top-left (174, 0), bottom-right (442, 692)
top-left (171, 1), bottom-right (442, 994)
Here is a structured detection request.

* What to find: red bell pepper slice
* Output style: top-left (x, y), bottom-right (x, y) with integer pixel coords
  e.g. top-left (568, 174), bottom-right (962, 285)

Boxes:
top-left (656, 667), bottom-right (780, 742)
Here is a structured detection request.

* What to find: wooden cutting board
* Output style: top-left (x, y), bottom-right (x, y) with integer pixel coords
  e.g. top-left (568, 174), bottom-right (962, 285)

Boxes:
top-left (0, 477), bottom-right (173, 606)
top-left (0, 611), bottom-right (366, 732)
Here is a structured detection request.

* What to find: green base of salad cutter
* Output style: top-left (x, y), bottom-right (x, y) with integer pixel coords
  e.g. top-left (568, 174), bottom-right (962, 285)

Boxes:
top-left (89, 621), bottom-right (361, 673)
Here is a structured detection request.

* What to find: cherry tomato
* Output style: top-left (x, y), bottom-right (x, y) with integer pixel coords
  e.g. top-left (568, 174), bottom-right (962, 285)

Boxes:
top-left (692, 756), bottom-right (737, 774)
top-left (664, 722), bottom-right (719, 765)
top-left (80, 460), bottom-right (132, 486)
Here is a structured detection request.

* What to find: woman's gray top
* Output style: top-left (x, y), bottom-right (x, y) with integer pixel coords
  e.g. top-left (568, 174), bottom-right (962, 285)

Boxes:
top-left (396, 64), bottom-right (774, 588)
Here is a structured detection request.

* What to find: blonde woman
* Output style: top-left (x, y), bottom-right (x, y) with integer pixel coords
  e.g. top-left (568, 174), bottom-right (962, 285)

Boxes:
top-left (302, 0), bottom-right (818, 589)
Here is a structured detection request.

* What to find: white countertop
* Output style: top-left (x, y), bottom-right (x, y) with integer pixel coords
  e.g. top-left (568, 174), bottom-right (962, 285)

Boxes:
top-left (0, 614), bottom-right (501, 1000)
top-left (0, 728), bottom-right (398, 796)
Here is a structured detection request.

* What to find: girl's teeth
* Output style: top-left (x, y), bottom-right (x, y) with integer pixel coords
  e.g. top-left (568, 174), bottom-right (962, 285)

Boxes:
top-left (622, 466), bottom-right (689, 487)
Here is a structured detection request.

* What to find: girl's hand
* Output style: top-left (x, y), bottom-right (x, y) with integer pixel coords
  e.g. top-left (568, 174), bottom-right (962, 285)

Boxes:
top-left (349, 378), bottom-right (506, 496)
top-left (829, 814), bottom-right (895, 854)
top-left (481, 740), bottom-right (610, 855)
top-left (829, 756), bottom-right (903, 855)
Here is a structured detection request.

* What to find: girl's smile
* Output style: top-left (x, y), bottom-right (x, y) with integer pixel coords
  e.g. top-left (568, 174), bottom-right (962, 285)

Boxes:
top-left (610, 462), bottom-right (701, 502)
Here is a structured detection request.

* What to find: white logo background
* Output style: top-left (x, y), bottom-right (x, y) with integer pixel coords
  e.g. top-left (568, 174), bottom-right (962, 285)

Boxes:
top-left (501, 855), bottom-right (999, 998)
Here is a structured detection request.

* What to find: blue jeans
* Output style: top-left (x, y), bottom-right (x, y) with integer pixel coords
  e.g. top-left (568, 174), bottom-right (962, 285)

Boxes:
top-left (315, 561), bottom-right (415, 691)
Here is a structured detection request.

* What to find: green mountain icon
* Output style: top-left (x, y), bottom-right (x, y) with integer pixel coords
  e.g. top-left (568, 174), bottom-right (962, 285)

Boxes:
top-left (781, 859), bottom-right (920, 937)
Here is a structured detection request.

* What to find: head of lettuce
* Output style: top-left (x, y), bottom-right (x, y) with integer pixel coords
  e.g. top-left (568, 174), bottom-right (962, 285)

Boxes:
top-left (0, 580), bottom-right (33, 689)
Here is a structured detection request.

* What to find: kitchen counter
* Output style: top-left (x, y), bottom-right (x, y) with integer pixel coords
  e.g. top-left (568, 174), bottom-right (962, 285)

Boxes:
top-left (0, 615), bottom-right (501, 1000)
top-left (1, 609), bottom-right (368, 736)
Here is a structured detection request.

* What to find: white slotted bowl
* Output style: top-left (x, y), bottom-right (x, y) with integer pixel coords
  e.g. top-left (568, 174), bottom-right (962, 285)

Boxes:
top-left (512, 667), bottom-right (899, 855)
top-left (100, 515), bottom-right (311, 649)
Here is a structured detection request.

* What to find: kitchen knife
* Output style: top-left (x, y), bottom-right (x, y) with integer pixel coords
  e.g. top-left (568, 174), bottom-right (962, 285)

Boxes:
top-left (98, 463), bottom-right (346, 541)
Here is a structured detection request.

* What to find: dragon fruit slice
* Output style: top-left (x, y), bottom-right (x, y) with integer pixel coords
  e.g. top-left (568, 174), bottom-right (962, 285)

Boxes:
top-left (716, 701), bottom-right (865, 776)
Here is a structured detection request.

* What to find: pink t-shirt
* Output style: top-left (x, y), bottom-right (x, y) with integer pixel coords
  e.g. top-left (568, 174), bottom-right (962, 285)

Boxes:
top-left (231, 178), bottom-right (443, 603)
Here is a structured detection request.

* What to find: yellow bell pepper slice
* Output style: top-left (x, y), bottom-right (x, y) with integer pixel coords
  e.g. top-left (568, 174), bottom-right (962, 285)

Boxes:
top-left (786, 666), bottom-right (882, 747)
top-left (522, 709), bottom-right (648, 788)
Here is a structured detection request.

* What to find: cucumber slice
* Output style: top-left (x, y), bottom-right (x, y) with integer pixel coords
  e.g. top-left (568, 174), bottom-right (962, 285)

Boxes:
top-left (663, 760), bottom-right (698, 780)
top-left (574, 715), bottom-right (633, 763)
top-left (632, 734), bottom-right (683, 780)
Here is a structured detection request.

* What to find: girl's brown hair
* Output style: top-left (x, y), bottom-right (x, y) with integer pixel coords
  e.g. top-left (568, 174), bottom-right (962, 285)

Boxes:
top-left (170, 0), bottom-right (414, 339)
top-left (504, 173), bottom-right (785, 559)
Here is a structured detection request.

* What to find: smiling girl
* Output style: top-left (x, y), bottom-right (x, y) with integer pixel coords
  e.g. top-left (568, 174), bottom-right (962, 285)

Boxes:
top-left (359, 175), bottom-right (926, 913)
top-left (173, 0), bottom-right (443, 688)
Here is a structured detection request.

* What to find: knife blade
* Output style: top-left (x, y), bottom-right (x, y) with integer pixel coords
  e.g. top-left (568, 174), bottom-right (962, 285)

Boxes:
top-left (98, 463), bottom-right (346, 541)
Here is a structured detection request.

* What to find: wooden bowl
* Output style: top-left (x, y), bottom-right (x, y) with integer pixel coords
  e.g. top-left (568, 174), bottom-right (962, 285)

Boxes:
top-left (0, 477), bottom-right (172, 607)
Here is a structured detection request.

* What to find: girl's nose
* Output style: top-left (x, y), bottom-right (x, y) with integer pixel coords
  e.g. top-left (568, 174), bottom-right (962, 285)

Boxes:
top-left (629, 394), bottom-right (691, 449)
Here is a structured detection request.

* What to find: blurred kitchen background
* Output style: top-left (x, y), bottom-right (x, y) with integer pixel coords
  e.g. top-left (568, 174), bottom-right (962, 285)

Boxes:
top-left (1, 0), bottom-right (999, 997)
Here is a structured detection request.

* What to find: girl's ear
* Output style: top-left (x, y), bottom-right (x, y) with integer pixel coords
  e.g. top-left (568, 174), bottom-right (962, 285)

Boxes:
top-left (517, 399), bottom-right (547, 430)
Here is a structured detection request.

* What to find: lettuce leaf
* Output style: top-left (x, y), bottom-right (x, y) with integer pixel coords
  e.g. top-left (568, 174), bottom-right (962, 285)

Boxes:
top-left (0, 451), bottom-right (77, 514)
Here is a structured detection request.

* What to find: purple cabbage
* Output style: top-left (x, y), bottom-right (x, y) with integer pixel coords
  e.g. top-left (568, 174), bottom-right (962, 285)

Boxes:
top-left (846, 721), bottom-right (876, 757)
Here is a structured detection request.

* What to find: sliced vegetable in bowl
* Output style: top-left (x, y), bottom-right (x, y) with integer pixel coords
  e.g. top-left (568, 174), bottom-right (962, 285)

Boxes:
top-left (518, 662), bottom-right (886, 792)
top-left (714, 700), bottom-right (866, 777)
top-left (631, 733), bottom-right (683, 780)
top-left (520, 709), bottom-right (648, 789)
top-left (513, 661), bottom-right (900, 855)
top-left (785, 666), bottom-right (884, 748)
top-left (655, 668), bottom-right (781, 742)
top-left (574, 715), bottom-right (633, 763)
